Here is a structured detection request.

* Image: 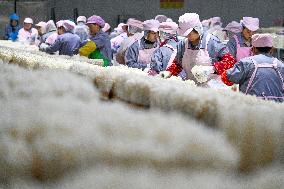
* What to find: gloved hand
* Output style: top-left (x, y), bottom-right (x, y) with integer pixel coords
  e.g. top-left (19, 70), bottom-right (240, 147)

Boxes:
top-left (39, 43), bottom-right (49, 51)
top-left (191, 65), bottom-right (215, 83)
top-left (159, 71), bottom-right (172, 79)
top-left (79, 40), bottom-right (97, 57)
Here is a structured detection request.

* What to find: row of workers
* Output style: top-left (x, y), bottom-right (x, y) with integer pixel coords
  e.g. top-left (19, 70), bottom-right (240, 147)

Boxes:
top-left (116, 14), bottom-right (283, 102)
top-left (3, 13), bottom-right (284, 102)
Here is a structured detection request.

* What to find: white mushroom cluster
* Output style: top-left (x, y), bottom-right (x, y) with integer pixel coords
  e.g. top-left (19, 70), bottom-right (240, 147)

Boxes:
top-left (0, 42), bottom-right (284, 188)
top-left (0, 63), bottom-right (240, 185)
top-left (0, 41), bottom-right (104, 69)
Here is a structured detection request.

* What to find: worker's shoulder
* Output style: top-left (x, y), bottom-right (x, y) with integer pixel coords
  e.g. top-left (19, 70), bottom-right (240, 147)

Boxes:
top-left (126, 40), bottom-right (139, 52)
top-left (242, 54), bottom-right (279, 65)
top-left (60, 32), bottom-right (79, 41)
top-left (238, 56), bottom-right (256, 65)
top-left (227, 33), bottom-right (240, 44)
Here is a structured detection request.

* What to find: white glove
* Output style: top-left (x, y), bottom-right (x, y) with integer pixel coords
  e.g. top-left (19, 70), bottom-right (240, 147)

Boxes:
top-left (39, 43), bottom-right (49, 51)
top-left (159, 71), bottom-right (172, 79)
top-left (191, 65), bottom-right (215, 83)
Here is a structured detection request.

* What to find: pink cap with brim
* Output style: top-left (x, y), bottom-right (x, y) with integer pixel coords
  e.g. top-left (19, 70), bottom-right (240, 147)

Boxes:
top-left (127, 18), bottom-right (143, 29)
top-left (24, 18), bottom-right (33, 24)
top-left (56, 20), bottom-right (64, 28)
top-left (159, 22), bottom-right (178, 34)
top-left (77, 16), bottom-right (87, 23)
top-left (86, 15), bottom-right (105, 27)
top-left (102, 23), bottom-right (111, 32)
top-left (143, 19), bottom-right (160, 32)
top-left (118, 23), bottom-right (127, 30)
top-left (35, 21), bottom-right (47, 28)
top-left (113, 23), bottom-right (127, 33)
top-left (63, 20), bottom-right (76, 32)
top-left (224, 21), bottom-right (242, 33)
top-left (242, 17), bottom-right (259, 31)
top-left (45, 20), bottom-right (57, 32)
top-left (178, 13), bottom-right (202, 37)
top-left (252, 33), bottom-right (274, 47)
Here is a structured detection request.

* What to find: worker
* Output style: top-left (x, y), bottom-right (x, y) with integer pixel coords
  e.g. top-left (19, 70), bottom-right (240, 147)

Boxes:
top-left (227, 17), bottom-right (260, 61)
top-left (160, 13), bottom-right (236, 87)
top-left (221, 33), bottom-right (284, 102)
top-left (79, 15), bottom-right (112, 66)
top-left (124, 19), bottom-right (160, 70)
top-left (115, 18), bottom-right (144, 65)
top-left (74, 16), bottom-right (89, 42)
top-left (18, 18), bottom-right (38, 45)
top-left (40, 20), bottom-right (80, 56)
top-left (149, 21), bottom-right (179, 75)
top-left (4, 13), bottom-right (21, 41)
